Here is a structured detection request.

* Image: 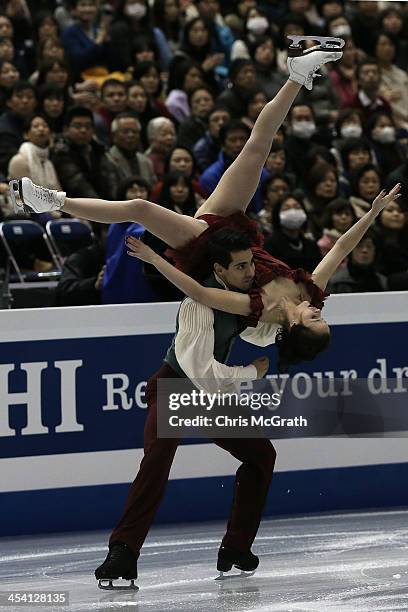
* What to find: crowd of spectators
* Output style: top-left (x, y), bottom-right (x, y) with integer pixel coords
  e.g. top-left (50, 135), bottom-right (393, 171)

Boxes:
top-left (0, 0), bottom-right (408, 306)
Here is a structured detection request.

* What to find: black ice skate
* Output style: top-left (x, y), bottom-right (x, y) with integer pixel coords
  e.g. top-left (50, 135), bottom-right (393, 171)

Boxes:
top-left (215, 545), bottom-right (259, 580)
top-left (287, 35), bottom-right (345, 57)
top-left (95, 541), bottom-right (139, 591)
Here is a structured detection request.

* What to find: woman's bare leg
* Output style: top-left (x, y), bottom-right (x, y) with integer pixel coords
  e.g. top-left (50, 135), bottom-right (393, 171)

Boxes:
top-left (63, 197), bottom-right (207, 249)
top-left (194, 80), bottom-right (302, 219)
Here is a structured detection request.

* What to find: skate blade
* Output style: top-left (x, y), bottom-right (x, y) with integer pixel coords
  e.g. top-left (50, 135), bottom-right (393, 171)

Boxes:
top-left (8, 179), bottom-right (31, 215)
top-left (287, 35), bottom-right (345, 50)
top-left (98, 579), bottom-right (139, 591)
top-left (215, 569), bottom-right (256, 581)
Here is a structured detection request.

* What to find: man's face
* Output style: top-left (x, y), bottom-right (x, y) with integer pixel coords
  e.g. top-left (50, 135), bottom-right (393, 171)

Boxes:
top-left (291, 105), bottom-right (313, 123)
top-left (0, 38), bottom-right (14, 62)
top-left (222, 128), bottom-right (248, 159)
top-left (74, 0), bottom-right (98, 23)
top-left (8, 88), bottom-right (36, 118)
top-left (103, 85), bottom-right (128, 114)
top-left (113, 117), bottom-right (141, 151)
top-left (190, 88), bottom-right (214, 119)
top-left (235, 64), bottom-right (256, 89)
top-left (65, 114), bottom-right (94, 146)
top-left (0, 16), bottom-right (13, 38)
top-left (358, 64), bottom-right (380, 91)
top-left (208, 109), bottom-right (230, 138)
top-left (216, 249), bottom-right (255, 291)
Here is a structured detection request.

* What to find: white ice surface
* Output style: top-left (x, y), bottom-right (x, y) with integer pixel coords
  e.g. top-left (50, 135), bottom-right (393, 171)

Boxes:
top-left (2, 509), bottom-right (408, 611)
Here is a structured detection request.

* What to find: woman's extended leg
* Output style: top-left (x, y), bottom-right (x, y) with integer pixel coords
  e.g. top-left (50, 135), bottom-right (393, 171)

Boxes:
top-left (63, 197), bottom-right (208, 249)
top-left (194, 80), bottom-right (302, 219)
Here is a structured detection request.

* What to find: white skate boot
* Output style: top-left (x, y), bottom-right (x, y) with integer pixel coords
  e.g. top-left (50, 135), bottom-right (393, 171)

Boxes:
top-left (9, 178), bottom-right (66, 214)
top-left (287, 35), bottom-right (344, 91)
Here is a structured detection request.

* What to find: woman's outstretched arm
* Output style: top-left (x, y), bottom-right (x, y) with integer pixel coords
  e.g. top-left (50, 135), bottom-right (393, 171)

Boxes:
top-left (312, 184), bottom-right (401, 290)
top-left (125, 235), bottom-right (262, 316)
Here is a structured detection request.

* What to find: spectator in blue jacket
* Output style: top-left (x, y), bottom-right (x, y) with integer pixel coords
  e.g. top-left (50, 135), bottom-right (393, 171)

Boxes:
top-left (193, 105), bottom-right (230, 171)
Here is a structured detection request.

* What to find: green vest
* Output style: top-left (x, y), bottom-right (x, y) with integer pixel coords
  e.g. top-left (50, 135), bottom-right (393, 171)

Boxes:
top-left (164, 274), bottom-right (245, 378)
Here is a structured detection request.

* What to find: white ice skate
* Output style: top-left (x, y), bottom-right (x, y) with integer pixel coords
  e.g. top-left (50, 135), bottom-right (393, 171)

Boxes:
top-left (287, 35), bottom-right (344, 91)
top-left (9, 178), bottom-right (66, 215)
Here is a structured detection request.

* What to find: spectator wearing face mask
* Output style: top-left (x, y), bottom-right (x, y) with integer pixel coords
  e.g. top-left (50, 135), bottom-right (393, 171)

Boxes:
top-left (367, 111), bottom-right (405, 178)
top-left (285, 104), bottom-right (326, 180)
top-left (331, 109), bottom-right (363, 161)
top-left (263, 192), bottom-right (322, 273)
top-left (230, 7), bottom-right (272, 61)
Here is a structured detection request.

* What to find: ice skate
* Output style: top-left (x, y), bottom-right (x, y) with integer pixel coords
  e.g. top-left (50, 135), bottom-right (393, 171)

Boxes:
top-left (95, 541), bottom-right (139, 591)
top-left (215, 545), bottom-right (259, 581)
top-left (9, 178), bottom-right (66, 215)
top-left (287, 35), bottom-right (344, 91)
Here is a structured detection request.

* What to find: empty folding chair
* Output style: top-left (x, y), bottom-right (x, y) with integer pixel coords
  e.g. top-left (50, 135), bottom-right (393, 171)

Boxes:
top-left (0, 220), bottom-right (61, 282)
top-left (46, 218), bottom-right (94, 265)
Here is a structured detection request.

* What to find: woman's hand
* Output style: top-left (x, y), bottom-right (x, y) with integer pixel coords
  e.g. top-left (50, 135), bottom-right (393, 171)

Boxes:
top-left (125, 235), bottom-right (158, 264)
top-left (371, 183), bottom-right (401, 216)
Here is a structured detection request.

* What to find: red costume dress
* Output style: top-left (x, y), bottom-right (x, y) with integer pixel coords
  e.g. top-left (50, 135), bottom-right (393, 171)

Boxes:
top-left (165, 212), bottom-right (327, 327)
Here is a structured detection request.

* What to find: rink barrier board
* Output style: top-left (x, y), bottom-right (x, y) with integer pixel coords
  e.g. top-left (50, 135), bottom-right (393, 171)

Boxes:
top-left (1, 293), bottom-right (408, 536)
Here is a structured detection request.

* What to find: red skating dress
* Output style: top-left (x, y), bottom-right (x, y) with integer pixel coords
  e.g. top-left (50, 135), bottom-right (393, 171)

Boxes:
top-left (165, 212), bottom-right (327, 327)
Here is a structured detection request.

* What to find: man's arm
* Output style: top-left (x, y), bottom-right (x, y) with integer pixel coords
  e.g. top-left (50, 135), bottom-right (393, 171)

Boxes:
top-left (175, 298), bottom-right (257, 392)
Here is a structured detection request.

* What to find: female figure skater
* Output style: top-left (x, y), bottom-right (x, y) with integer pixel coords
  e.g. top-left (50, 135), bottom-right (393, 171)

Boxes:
top-left (10, 38), bottom-right (350, 370)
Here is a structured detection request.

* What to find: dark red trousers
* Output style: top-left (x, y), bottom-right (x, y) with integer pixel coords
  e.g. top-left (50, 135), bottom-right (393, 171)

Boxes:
top-left (110, 364), bottom-right (276, 557)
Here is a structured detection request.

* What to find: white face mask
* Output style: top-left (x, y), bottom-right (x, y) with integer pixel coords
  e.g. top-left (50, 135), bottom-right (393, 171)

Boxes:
top-left (373, 126), bottom-right (396, 144)
top-left (279, 208), bottom-right (307, 230)
top-left (247, 16), bottom-right (269, 35)
top-left (292, 120), bottom-right (316, 139)
top-left (340, 124), bottom-right (362, 139)
top-left (331, 25), bottom-right (351, 38)
top-left (125, 2), bottom-right (147, 19)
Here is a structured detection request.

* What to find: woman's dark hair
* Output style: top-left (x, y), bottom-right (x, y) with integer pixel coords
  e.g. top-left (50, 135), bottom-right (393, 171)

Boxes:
top-left (271, 192), bottom-right (308, 232)
top-left (132, 35), bottom-right (160, 64)
top-left (350, 163), bottom-right (381, 198)
top-left (132, 60), bottom-right (162, 96)
top-left (208, 228), bottom-right (252, 269)
top-left (339, 137), bottom-right (372, 172)
top-left (115, 0), bottom-right (151, 28)
top-left (36, 58), bottom-right (71, 88)
top-left (38, 82), bottom-right (65, 103)
top-left (165, 145), bottom-right (197, 176)
top-left (373, 29), bottom-right (399, 59)
top-left (167, 57), bottom-right (204, 92)
top-left (33, 10), bottom-right (60, 40)
top-left (306, 146), bottom-right (337, 172)
top-left (248, 34), bottom-right (277, 69)
top-left (181, 17), bottom-right (217, 62)
top-left (366, 110), bottom-right (396, 133)
top-left (158, 171), bottom-right (196, 214)
top-left (322, 197), bottom-right (357, 230)
top-left (152, 0), bottom-right (181, 42)
top-left (304, 161), bottom-right (338, 197)
top-left (116, 175), bottom-right (151, 200)
top-left (276, 324), bottom-right (330, 373)
top-left (335, 108), bottom-right (363, 135)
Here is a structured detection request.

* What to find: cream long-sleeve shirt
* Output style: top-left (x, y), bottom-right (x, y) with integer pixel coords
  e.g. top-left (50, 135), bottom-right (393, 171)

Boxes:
top-left (174, 297), bottom-right (279, 394)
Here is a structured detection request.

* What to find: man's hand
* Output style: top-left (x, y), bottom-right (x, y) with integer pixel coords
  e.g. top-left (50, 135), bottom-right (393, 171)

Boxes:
top-left (252, 356), bottom-right (269, 378)
top-left (95, 265), bottom-right (107, 290)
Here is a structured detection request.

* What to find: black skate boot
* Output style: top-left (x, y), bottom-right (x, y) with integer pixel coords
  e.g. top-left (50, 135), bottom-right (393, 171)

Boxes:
top-left (215, 545), bottom-right (259, 580)
top-left (95, 541), bottom-right (139, 590)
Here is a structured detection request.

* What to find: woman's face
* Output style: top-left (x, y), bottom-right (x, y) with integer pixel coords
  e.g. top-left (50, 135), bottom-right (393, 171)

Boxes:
top-left (43, 41), bottom-right (65, 63)
top-left (190, 88), bottom-right (214, 118)
top-left (164, 0), bottom-right (179, 21)
top-left (0, 61), bottom-right (19, 88)
top-left (169, 148), bottom-right (193, 176)
top-left (27, 116), bottom-right (51, 148)
top-left (351, 238), bottom-right (376, 266)
top-left (188, 20), bottom-right (208, 48)
top-left (332, 208), bottom-right (353, 233)
top-left (315, 171), bottom-right (337, 199)
top-left (382, 12), bottom-right (402, 35)
top-left (46, 63), bottom-right (68, 88)
top-left (128, 84), bottom-right (147, 112)
top-left (235, 64), bottom-right (256, 89)
top-left (341, 112), bottom-right (362, 130)
top-left (254, 39), bottom-right (274, 66)
top-left (248, 91), bottom-right (267, 120)
top-left (348, 147), bottom-right (370, 171)
top-left (38, 18), bottom-right (58, 42)
top-left (140, 67), bottom-right (160, 96)
top-left (376, 34), bottom-right (395, 63)
top-left (43, 95), bottom-right (64, 118)
top-left (183, 66), bottom-right (203, 92)
top-left (265, 178), bottom-right (289, 210)
top-left (358, 169), bottom-right (381, 201)
top-left (126, 182), bottom-right (149, 199)
top-left (135, 47), bottom-right (155, 64)
top-left (0, 16), bottom-right (13, 38)
top-left (170, 177), bottom-right (189, 204)
top-left (380, 201), bottom-right (406, 231)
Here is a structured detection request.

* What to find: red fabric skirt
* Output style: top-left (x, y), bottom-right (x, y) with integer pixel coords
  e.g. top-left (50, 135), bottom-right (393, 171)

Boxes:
top-left (164, 212), bottom-right (327, 327)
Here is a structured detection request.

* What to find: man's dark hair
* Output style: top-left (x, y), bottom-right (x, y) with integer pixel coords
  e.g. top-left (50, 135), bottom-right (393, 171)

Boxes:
top-left (356, 57), bottom-right (379, 80)
top-left (208, 228), bottom-right (252, 269)
top-left (276, 325), bottom-right (331, 373)
top-left (63, 105), bottom-right (94, 127)
top-left (219, 120), bottom-right (251, 145)
top-left (101, 78), bottom-right (126, 96)
top-left (8, 80), bottom-right (36, 100)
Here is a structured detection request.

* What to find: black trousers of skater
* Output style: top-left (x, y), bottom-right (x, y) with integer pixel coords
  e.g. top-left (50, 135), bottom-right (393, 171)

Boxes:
top-left (110, 363), bottom-right (276, 558)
